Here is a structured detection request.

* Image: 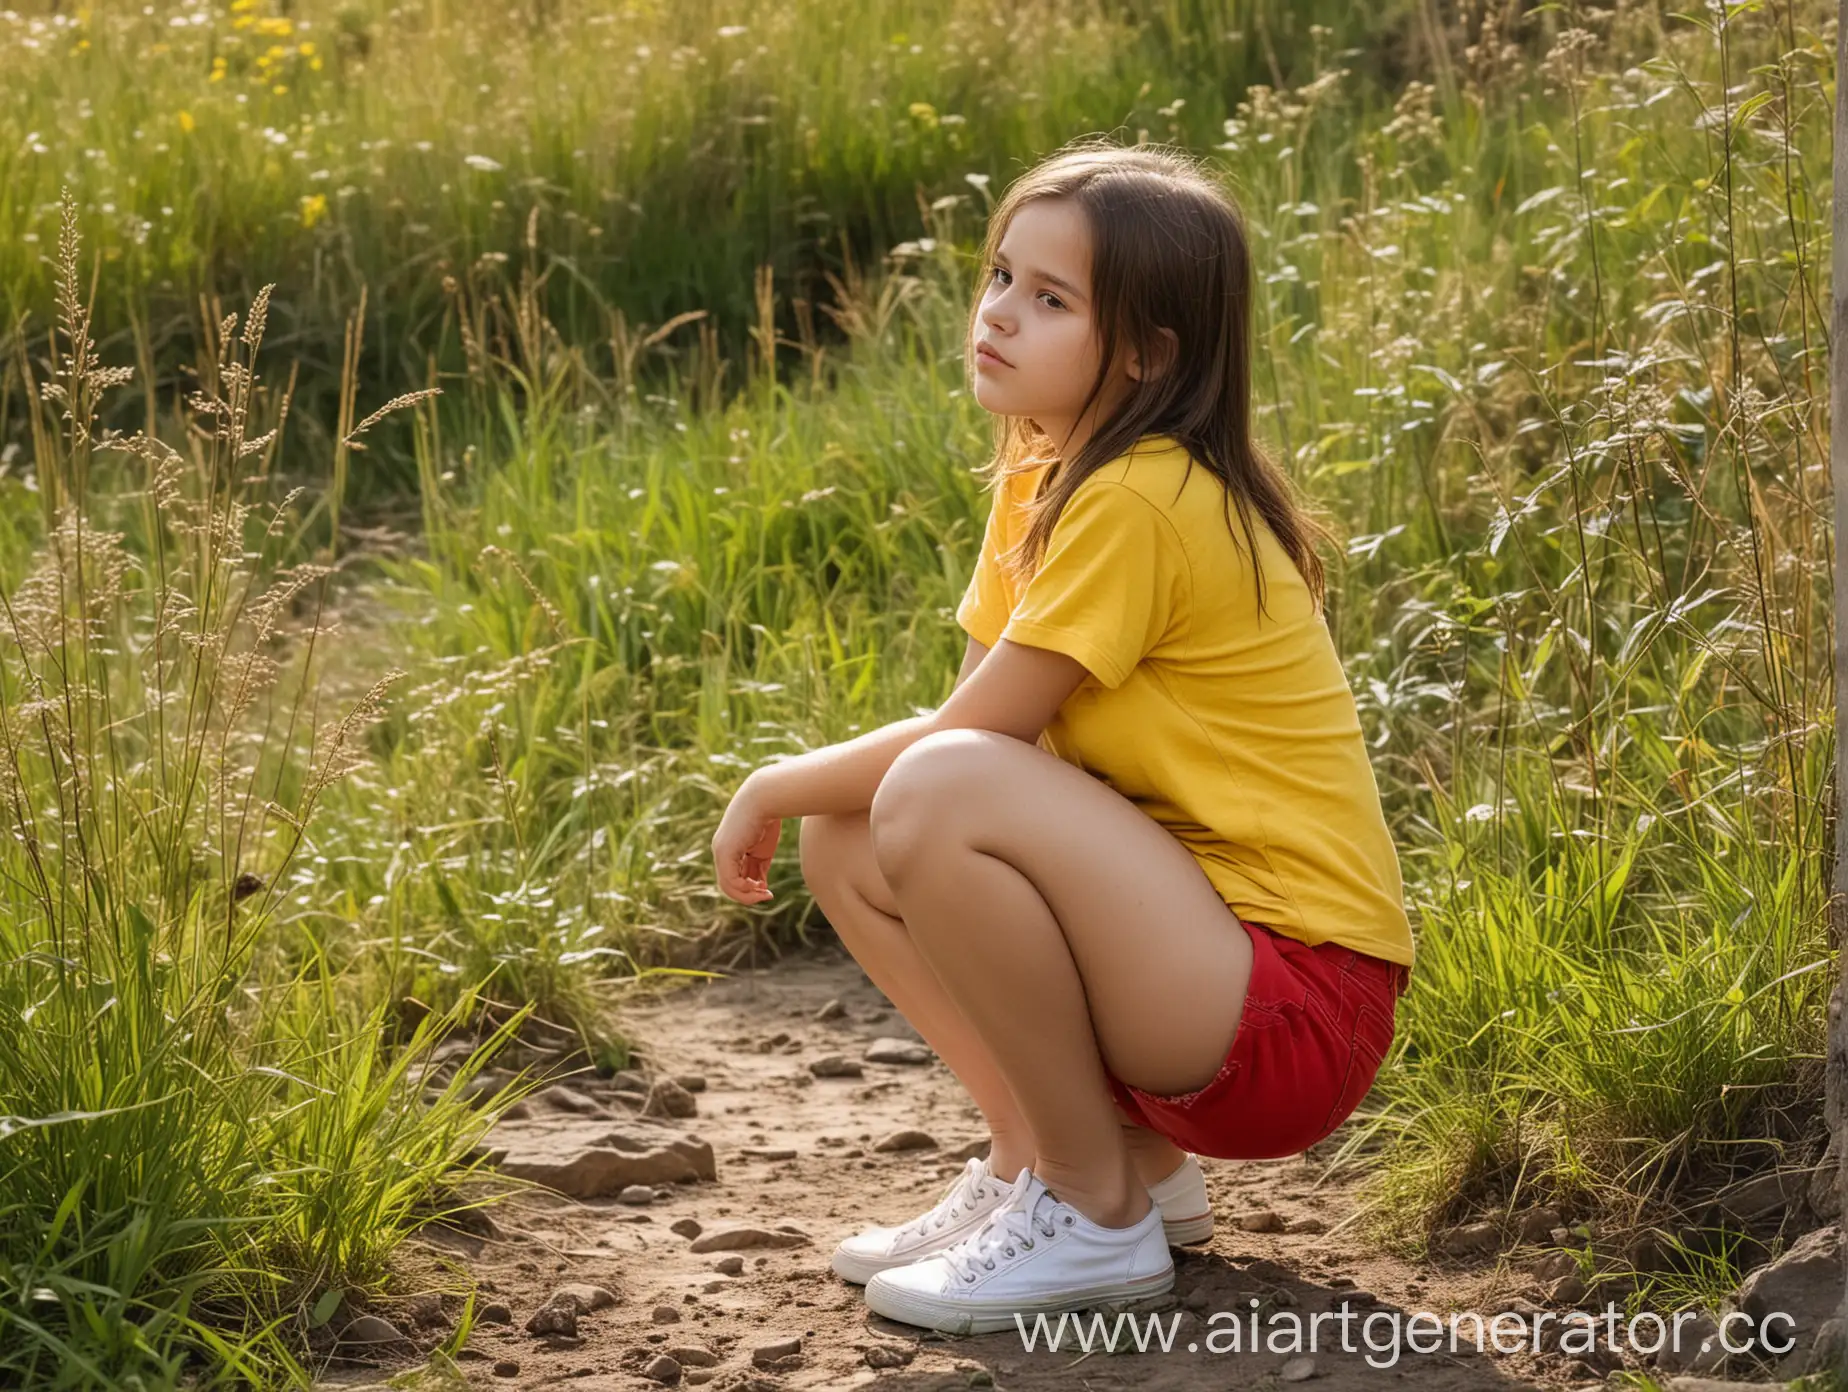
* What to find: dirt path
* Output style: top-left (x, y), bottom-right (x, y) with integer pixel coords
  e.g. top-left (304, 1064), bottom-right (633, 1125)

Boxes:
top-left (378, 944), bottom-right (1617, 1392)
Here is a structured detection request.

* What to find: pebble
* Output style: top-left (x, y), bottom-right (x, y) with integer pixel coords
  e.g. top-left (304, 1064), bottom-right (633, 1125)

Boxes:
top-left (492, 1360), bottom-right (521, 1378)
top-left (688, 1223), bottom-right (812, 1254)
top-left (642, 1078), bottom-right (698, 1118)
top-left (814, 998), bottom-right (846, 1021)
top-left (674, 1074), bottom-right (707, 1092)
top-left (872, 1128), bottom-right (937, 1153)
top-left (1235, 1209), bottom-right (1284, 1233)
top-left (864, 1038), bottom-right (933, 1065)
top-left (1280, 1355), bottom-right (1317, 1381)
top-left (618, 1184), bottom-right (656, 1205)
top-left (668, 1345), bottom-right (718, 1367)
top-left (700, 1279), bottom-right (728, 1293)
top-left (524, 1302), bottom-right (577, 1338)
top-left (739, 1146), bottom-right (799, 1160)
top-left (671, 1217), bottom-right (703, 1239)
top-left (865, 1344), bottom-right (914, 1368)
top-left (478, 1302), bottom-right (512, 1324)
top-left (713, 1256), bottom-right (745, 1275)
top-left (1437, 1220), bottom-right (1501, 1256)
top-left (536, 1085), bottom-right (606, 1115)
top-left (807, 1054), bottom-right (863, 1078)
top-left (552, 1283), bottom-right (617, 1313)
top-left (335, 1315), bottom-right (404, 1347)
top-left (642, 1353), bottom-right (682, 1384)
top-left (751, 1335), bottom-right (804, 1368)
top-left (652, 1304), bottom-right (681, 1324)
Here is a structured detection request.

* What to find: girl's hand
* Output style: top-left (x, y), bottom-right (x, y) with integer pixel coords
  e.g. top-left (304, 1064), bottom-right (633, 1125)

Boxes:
top-left (712, 776), bottom-right (781, 904)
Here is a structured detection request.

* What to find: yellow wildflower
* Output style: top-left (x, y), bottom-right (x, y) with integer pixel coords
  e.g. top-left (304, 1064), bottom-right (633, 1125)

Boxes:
top-left (297, 41), bottom-right (314, 56)
top-left (300, 193), bottom-right (327, 229)
top-left (230, 0), bottom-right (256, 11)
top-left (178, 109), bottom-right (195, 133)
top-left (309, 55), bottom-right (323, 70)
top-left (210, 55), bottom-right (227, 80)
top-left (257, 16), bottom-right (292, 35)
top-left (233, 14), bottom-right (254, 28)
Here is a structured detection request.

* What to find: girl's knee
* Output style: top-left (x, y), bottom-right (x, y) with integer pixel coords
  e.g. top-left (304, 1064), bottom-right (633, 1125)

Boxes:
top-left (796, 811), bottom-right (871, 883)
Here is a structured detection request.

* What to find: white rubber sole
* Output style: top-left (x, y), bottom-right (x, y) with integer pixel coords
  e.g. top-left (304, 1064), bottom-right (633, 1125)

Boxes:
top-left (863, 1265), bottom-right (1176, 1335)
top-left (833, 1205), bottom-right (1212, 1285)
top-left (1160, 1208), bottom-right (1215, 1245)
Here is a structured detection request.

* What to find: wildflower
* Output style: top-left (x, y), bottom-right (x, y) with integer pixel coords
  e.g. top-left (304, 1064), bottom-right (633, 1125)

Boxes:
top-left (908, 101), bottom-right (939, 128)
top-left (300, 192), bottom-right (327, 228)
top-left (179, 110), bottom-right (196, 133)
top-left (210, 54), bottom-right (227, 80)
top-left (463, 153), bottom-right (502, 172)
top-left (297, 40), bottom-right (314, 56)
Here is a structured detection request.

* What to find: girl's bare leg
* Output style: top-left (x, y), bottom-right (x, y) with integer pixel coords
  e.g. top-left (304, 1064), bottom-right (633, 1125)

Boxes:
top-left (867, 730), bottom-right (1255, 1230)
top-left (798, 810), bottom-right (1189, 1186)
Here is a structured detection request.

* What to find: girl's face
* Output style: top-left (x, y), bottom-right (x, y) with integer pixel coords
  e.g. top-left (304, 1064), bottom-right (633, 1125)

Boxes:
top-left (972, 197), bottom-right (1148, 459)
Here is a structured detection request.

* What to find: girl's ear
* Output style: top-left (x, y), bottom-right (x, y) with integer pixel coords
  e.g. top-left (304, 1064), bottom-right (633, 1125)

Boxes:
top-left (1127, 327), bottom-right (1180, 383)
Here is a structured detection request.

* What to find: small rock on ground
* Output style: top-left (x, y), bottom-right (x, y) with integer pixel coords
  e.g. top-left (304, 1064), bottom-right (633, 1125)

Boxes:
top-left (872, 1128), bottom-right (937, 1153)
top-left (864, 1038), bottom-right (933, 1065)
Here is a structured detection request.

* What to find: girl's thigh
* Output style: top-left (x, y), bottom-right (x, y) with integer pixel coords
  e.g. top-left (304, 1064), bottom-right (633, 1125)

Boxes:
top-left (870, 728), bottom-right (1256, 1100)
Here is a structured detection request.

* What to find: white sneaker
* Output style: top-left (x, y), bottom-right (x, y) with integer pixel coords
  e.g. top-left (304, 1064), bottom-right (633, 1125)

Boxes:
top-left (1146, 1151), bottom-right (1215, 1245)
top-left (832, 1152), bottom-right (1214, 1284)
top-left (830, 1156), bottom-right (1011, 1285)
top-left (863, 1165), bottom-right (1175, 1335)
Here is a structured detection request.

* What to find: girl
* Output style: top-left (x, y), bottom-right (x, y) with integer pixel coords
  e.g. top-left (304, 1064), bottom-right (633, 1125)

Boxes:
top-left (710, 137), bottom-right (1414, 1336)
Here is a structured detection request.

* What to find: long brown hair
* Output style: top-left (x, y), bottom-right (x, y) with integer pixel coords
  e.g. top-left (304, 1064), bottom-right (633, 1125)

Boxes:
top-left (970, 136), bottom-right (1337, 621)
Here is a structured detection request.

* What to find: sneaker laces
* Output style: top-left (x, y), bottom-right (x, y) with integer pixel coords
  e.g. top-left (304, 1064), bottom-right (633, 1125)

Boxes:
top-left (893, 1157), bottom-right (997, 1245)
top-left (940, 1173), bottom-right (1061, 1284)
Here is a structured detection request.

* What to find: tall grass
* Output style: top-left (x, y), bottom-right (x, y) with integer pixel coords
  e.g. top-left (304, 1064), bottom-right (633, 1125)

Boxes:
top-left (0, 0), bottom-right (1544, 464)
top-left (0, 193), bottom-right (521, 1388)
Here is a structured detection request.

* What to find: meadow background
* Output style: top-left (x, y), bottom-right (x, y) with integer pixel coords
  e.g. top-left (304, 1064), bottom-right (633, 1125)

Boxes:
top-left (0, 0), bottom-right (1838, 1384)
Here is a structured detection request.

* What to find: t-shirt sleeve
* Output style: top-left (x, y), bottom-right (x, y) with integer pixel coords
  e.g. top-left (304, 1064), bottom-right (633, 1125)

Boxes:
top-left (1000, 479), bottom-right (1188, 689)
top-left (954, 485), bottom-right (1010, 649)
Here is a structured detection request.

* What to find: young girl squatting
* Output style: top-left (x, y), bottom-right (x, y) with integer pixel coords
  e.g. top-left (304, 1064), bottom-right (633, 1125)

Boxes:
top-left (710, 138), bottom-right (1416, 1335)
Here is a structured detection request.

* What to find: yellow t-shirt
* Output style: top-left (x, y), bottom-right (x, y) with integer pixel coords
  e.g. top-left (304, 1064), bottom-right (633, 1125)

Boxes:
top-left (954, 433), bottom-right (1415, 969)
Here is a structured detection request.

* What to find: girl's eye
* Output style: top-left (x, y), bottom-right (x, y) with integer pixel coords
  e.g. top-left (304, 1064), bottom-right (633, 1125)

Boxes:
top-left (987, 266), bottom-right (1064, 310)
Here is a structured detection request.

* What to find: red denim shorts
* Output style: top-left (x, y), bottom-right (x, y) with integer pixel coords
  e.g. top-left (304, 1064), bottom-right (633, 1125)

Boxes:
top-left (1102, 918), bottom-right (1410, 1160)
